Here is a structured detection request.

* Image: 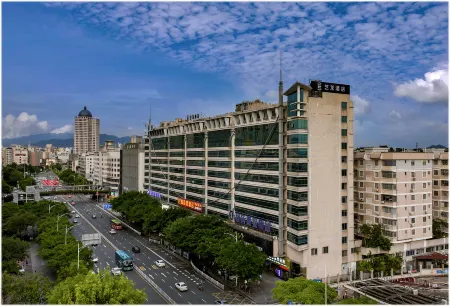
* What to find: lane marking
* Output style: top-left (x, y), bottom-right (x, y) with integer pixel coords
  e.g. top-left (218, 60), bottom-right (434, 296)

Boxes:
top-left (191, 290), bottom-right (196, 295)
top-left (161, 272), bottom-right (167, 278)
top-left (202, 299), bottom-right (207, 303)
top-left (132, 238), bottom-right (176, 268)
top-left (148, 274), bottom-right (154, 279)
top-left (170, 286), bottom-right (174, 290)
top-left (161, 279), bottom-right (165, 282)
top-left (173, 271), bottom-right (178, 275)
top-left (178, 293), bottom-right (182, 297)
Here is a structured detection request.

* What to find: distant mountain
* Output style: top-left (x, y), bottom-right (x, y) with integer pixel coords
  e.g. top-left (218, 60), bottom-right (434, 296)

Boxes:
top-left (2, 133), bottom-right (133, 148)
top-left (427, 144), bottom-right (447, 149)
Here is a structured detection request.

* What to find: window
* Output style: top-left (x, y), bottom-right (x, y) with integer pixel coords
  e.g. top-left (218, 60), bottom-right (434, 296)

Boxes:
top-left (375, 172), bottom-right (379, 177)
top-left (323, 246), bottom-right (329, 254)
top-left (341, 116), bottom-right (347, 123)
top-left (359, 160), bottom-right (363, 166)
top-left (375, 195), bottom-right (379, 200)
top-left (288, 134), bottom-right (308, 144)
top-left (342, 223), bottom-right (348, 230)
top-left (359, 203), bottom-right (364, 209)
top-left (235, 124), bottom-right (278, 146)
top-left (359, 182), bottom-right (364, 187)
top-left (375, 206), bottom-right (379, 211)
top-left (359, 171), bottom-right (364, 177)
top-left (434, 191), bottom-right (439, 196)
top-left (412, 229), bottom-right (416, 235)
top-left (287, 163), bottom-right (308, 172)
top-left (434, 180), bottom-right (439, 186)
top-left (288, 177), bottom-right (308, 187)
top-left (411, 195), bottom-right (415, 200)
top-left (287, 148), bottom-right (308, 158)
top-left (341, 129), bottom-right (347, 136)
top-left (423, 194), bottom-right (426, 200)
top-left (411, 217), bottom-right (415, 223)
top-left (287, 205), bottom-right (308, 216)
top-left (287, 232), bottom-right (308, 246)
top-left (434, 170), bottom-right (439, 175)
top-left (342, 156), bottom-right (347, 163)
top-left (423, 217), bottom-right (426, 222)
top-left (375, 160), bottom-right (379, 166)
top-left (186, 133), bottom-right (205, 148)
top-left (342, 250), bottom-right (348, 257)
top-left (342, 169), bottom-right (347, 176)
top-left (342, 237), bottom-right (347, 244)
top-left (423, 228), bottom-right (427, 233)
top-left (311, 248), bottom-right (318, 255)
top-left (341, 143), bottom-right (347, 150)
top-left (411, 206), bottom-right (415, 212)
top-left (341, 102), bottom-right (347, 109)
top-left (342, 210), bottom-right (347, 217)
top-left (423, 183), bottom-right (426, 188)
top-left (342, 196), bottom-right (347, 204)
top-left (288, 119), bottom-right (308, 130)
top-left (411, 161), bottom-right (415, 166)
top-left (342, 183), bottom-right (347, 190)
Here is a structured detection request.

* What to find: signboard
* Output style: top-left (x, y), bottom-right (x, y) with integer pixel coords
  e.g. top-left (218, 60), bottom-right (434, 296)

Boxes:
top-left (234, 211), bottom-right (272, 234)
top-left (178, 198), bottom-right (203, 212)
top-left (267, 256), bottom-right (289, 269)
top-left (147, 190), bottom-right (162, 199)
top-left (310, 80), bottom-right (350, 95)
top-left (103, 204), bottom-right (112, 210)
top-left (82, 233), bottom-right (101, 246)
top-left (312, 278), bottom-right (322, 283)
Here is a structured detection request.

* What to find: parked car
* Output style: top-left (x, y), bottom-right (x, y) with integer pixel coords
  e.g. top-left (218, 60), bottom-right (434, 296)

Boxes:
top-left (68, 195), bottom-right (72, 198)
top-left (73, 219), bottom-right (78, 223)
top-left (155, 260), bottom-right (166, 268)
top-left (109, 229), bottom-right (116, 234)
top-left (75, 214), bottom-right (80, 218)
top-left (111, 267), bottom-right (122, 276)
top-left (71, 210), bottom-right (76, 214)
top-left (175, 282), bottom-right (188, 292)
top-left (92, 215), bottom-right (97, 219)
top-left (132, 246), bottom-right (140, 253)
top-left (92, 257), bottom-right (98, 263)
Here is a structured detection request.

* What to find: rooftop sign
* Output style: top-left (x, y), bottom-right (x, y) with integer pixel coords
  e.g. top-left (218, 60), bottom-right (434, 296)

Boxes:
top-left (310, 80), bottom-right (350, 95)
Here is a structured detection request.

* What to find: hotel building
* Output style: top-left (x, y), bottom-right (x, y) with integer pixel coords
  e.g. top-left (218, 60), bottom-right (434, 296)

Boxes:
top-left (145, 80), bottom-right (359, 280)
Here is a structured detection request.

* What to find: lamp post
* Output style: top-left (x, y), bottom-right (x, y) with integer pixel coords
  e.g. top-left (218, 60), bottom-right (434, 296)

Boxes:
top-left (77, 242), bottom-right (87, 270)
top-left (57, 213), bottom-right (69, 231)
top-left (48, 204), bottom-right (56, 213)
top-left (65, 225), bottom-right (77, 244)
top-left (224, 232), bottom-right (239, 287)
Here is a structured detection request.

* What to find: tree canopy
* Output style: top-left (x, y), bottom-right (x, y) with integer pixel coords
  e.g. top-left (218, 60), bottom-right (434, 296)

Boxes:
top-left (2, 272), bottom-right (53, 304)
top-left (433, 218), bottom-right (448, 239)
top-left (2, 163), bottom-right (37, 192)
top-left (358, 253), bottom-right (402, 274)
top-left (47, 270), bottom-right (146, 304)
top-left (2, 237), bottom-right (29, 273)
top-left (360, 224), bottom-right (392, 251)
top-left (272, 277), bottom-right (337, 304)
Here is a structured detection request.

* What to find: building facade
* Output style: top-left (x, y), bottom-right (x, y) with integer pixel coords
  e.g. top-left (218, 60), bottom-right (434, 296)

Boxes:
top-left (431, 150), bottom-right (449, 225)
top-left (121, 143), bottom-right (146, 193)
top-left (2, 147), bottom-right (13, 165)
top-left (354, 148), bottom-right (435, 244)
top-left (74, 106), bottom-right (100, 155)
top-left (145, 80), bottom-right (358, 279)
top-left (92, 141), bottom-right (121, 194)
top-left (13, 148), bottom-right (29, 165)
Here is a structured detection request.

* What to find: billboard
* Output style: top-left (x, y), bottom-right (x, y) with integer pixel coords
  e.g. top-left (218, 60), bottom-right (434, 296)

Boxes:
top-left (233, 211), bottom-right (272, 234)
top-left (82, 233), bottom-right (101, 246)
top-left (147, 190), bottom-right (162, 199)
top-left (310, 80), bottom-right (350, 95)
top-left (178, 198), bottom-right (203, 212)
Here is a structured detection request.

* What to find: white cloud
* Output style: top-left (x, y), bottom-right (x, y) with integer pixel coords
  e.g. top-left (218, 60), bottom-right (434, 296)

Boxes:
top-left (394, 65), bottom-right (448, 103)
top-left (127, 127), bottom-right (133, 130)
top-left (388, 110), bottom-right (402, 121)
top-left (51, 124), bottom-right (73, 134)
top-left (351, 95), bottom-right (371, 116)
top-left (2, 112), bottom-right (49, 139)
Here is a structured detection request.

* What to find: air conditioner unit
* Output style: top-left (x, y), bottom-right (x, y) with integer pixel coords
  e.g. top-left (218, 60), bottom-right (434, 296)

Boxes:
top-left (375, 189), bottom-right (379, 192)
top-left (381, 201), bottom-right (385, 204)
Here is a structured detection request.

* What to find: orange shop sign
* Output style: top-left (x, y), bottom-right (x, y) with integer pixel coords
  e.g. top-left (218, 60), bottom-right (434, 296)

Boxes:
top-left (178, 198), bottom-right (203, 212)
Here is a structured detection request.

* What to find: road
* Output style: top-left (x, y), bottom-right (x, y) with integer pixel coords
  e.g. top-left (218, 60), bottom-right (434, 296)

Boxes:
top-left (59, 194), bottom-right (223, 304)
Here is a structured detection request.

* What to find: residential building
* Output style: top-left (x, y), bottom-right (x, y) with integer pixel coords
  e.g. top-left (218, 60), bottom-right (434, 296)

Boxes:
top-left (121, 143), bottom-right (146, 193)
top-left (92, 141), bottom-right (121, 195)
top-left (145, 79), bottom-right (358, 280)
top-left (28, 149), bottom-right (41, 167)
top-left (2, 147), bottom-right (13, 165)
top-left (13, 147), bottom-right (29, 165)
top-left (74, 106), bottom-right (100, 155)
top-left (354, 148), bottom-right (434, 244)
top-left (130, 135), bottom-right (143, 144)
top-left (431, 150), bottom-right (449, 225)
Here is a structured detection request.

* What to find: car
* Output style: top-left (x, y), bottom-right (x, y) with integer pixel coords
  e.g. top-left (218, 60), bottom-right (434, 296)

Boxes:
top-left (54, 196), bottom-right (57, 200)
top-left (71, 210), bottom-right (76, 214)
top-left (111, 267), bottom-right (122, 276)
top-left (215, 301), bottom-right (228, 305)
top-left (175, 282), bottom-right (188, 292)
top-left (92, 215), bottom-right (97, 219)
top-left (155, 260), bottom-right (166, 268)
top-left (109, 229), bottom-right (116, 234)
top-left (19, 266), bottom-right (25, 274)
top-left (73, 219), bottom-right (78, 223)
top-left (75, 214), bottom-right (80, 218)
top-left (132, 246), bottom-right (140, 253)
top-left (71, 202), bottom-right (76, 205)
top-left (68, 195), bottom-right (72, 198)
top-left (92, 257), bottom-right (98, 263)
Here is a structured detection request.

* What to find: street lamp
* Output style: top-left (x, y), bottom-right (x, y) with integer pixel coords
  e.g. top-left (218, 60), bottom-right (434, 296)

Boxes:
top-left (65, 224), bottom-right (77, 245)
top-left (224, 232), bottom-right (239, 287)
top-left (77, 242), bottom-right (88, 270)
top-left (48, 204), bottom-right (57, 213)
top-left (57, 213), bottom-right (69, 231)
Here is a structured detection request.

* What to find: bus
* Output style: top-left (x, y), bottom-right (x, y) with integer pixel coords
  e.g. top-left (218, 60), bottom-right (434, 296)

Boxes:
top-left (115, 250), bottom-right (133, 271)
top-left (110, 219), bottom-right (123, 230)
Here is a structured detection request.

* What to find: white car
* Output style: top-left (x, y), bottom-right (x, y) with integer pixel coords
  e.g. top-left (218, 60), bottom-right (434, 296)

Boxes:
top-left (73, 219), bottom-right (78, 223)
top-left (19, 266), bottom-right (25, 273)
top-left (71, 210), bottom-right (76, 214)
top-left (111, 267), bottom-right (122, 276)
top-left (75, 214), bottom-right (80, 218)
top-left (175, 282), bottom-right (188, 292)
top-left (92, 257), bottom-right (98, 263)
top-left (109, 229), bottom-right (117, 234)
top-left (155, 260), bottom-right (166, 268)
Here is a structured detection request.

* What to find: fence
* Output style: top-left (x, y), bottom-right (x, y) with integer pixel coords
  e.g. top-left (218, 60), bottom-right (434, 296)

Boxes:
top-left (190, 260), bottom-right (225, 290)
top-left (134, 266), bottom-right (176, 304)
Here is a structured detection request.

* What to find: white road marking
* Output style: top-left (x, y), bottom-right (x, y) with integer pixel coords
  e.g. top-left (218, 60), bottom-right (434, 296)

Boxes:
top-left (161, 272), bottom-right (167, 278)
top-left (148, 274), bottom-right (154, 279)
top-left (173, 271), bottom-right (178, 275)
top-left (161, 279), bottom-right (165, 283)
top-left (148, 256), bottom-right (151, 259)
top-left (191, 290), bottom-right (196, 295)
top-left (170, 286), bottom-right (174, 290)
top-left (188, 303), bottom-right (192, 305)
top-left (202, 299), bottom-right (207, 303)
top-left (106, 262), bottom-right (110, 266)
top-left (133, 238), bottom-right (176, 268)
top-left (178, 293), bottom-right (182, 297)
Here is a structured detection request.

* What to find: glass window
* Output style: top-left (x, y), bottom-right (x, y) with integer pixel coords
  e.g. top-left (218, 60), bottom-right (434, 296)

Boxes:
top-left (186, 133), bottom-right (205, 148)
top-left (235, 207), bottom-right (278, 224)
top-left (186, 186), bottom-right (204, 195)
top-left (342, 169), bottom-right (347, 176)
top-left (342, 223), bottom-right (348, 230)
top-left (287, 232), bottom-right (308, 246)
top-left (341, 129), bottom-right (347, 136)
top-left (208, 180), bottom-right (231, 189)
top-left (208, 150), bottom-right (231, 158)
top-left (287, 148), bottom-right (308, 158)
top-left (170, 151), bottom-right (184, 157)
top-left (341, 102), bottom-right (347, 109)
top-left (208, 189), bottom-right (231, 200)
top-left (300, 88), bottom-right (304, 102)
top-left (287, 191), bottom-right (308, 202)
top-left (168, 174), bottom-right (183, 182)
top-left (235, 149), bottom-right (278, 158)
top-left (235, 195), bottom-right (278, 211)
top-left (169, 167), bottom-right (184, 174)
top-left (235, 124), bottom-right (278, 146)
top-left (208, 201), bottom-right (229, 211)
top-left (342, 210), bottom-right (347, 216)
top-left (169, 159), bottom-right (184, 165)
top-left (288, 119), bottom-right (308, 130)
top-left (186, 177), bottom-right (204, 185)
top-left (186, 169), bottom-right (204, 176)
top-left (169, 135), bottom-right (184, 150)
top-left (187, 151), bottom-right (205, 157)
top-left (186, 160), bottom-right (205, 167)
top-left (287, 205), bottom-right (308, 216)
top-left (342, 237), bottom-right (347, 244)
top-left (235, 161), bottom-right (278, 171)
top-left (236, 184), bottom-right (278, 198)
top-left (341, 156), bottom-right (347, 163)
top-left (288, 102), bottom-right (297, 115)
top-left (235, 172), bottom-right (278, 184)
top-left (208, 130), bottom-right (231, 148)
top-left (151, 137), bottom-right (168, 150)
top-left (208, 161), bottom-right (231, 168)
top-left (341, 116), bottom-right (347, 123)
top-left (288, 134), bottom-right (308, 144)
top-left (288, 219), bottom-right (308, 231)
top-left (287, 92), bottom-right (297, 103)
top-left (287, 163), bottom-right (308, 172)
top-left (208, 170), bottom-right (231, 179)
top-left (342, 143), bottom-right (347, 150)
top-left (287, 177), bottom-right (308, 187)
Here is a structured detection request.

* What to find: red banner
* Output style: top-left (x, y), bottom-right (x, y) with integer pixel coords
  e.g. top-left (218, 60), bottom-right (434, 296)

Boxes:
top-left (177, 198), bottom-right (203, 212)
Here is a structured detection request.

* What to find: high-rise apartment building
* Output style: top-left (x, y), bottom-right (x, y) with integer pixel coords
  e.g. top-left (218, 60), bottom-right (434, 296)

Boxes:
top-left (13, 147), bottom-right (29, 165)
top-left (432, 150), bottom-right (449, 224)
top-left (92, 141), bottom-right (121, 195)
top-left (145, 80), bottom-right (358, 280)
top-left (354, 148), bottom-right (435, 243)
top-left (74, 106), bottom-right (100, 155)
top-left (2, 147), bottom-right (13, 165)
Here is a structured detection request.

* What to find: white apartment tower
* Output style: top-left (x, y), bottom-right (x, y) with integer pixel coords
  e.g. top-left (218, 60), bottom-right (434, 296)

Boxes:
top-left (74, 106), bottom-right (100, 155)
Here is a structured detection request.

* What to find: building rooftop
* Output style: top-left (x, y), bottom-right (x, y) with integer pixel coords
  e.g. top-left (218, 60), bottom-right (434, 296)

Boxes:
top-left (78, 106), bottom-right (93, 117)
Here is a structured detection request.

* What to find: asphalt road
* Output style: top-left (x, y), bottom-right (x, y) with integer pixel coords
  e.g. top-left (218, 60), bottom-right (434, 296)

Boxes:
top-left (59, 194), bottom-right (223, 304)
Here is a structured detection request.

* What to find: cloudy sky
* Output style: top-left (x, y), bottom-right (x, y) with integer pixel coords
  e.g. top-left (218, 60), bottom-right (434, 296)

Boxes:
top-left (2, 2), bottom-right (448, 147)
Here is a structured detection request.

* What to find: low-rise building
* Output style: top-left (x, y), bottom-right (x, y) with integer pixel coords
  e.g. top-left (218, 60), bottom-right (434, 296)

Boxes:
top-left (13, 147), bottom-right (29, 165)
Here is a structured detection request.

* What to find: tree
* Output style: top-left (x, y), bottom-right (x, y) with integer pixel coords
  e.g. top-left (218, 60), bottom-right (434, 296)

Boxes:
top-left (3, 211), bottom-right (38, 237)
top-left (143, 207), bottom-right (191, 235)
top-left (358, 253), bottom-right (402, 274)
top-left (19, 176), bottom-right (36, 191)
top-left (47, 270), bottom-right (146, 304)
top-left (433, 218), bottom-right (448, 239)
top-left (215, 238), bottom-right (267, 281)
top-left (360, 224), bottom-right (391, 251)
top-left (2, 179), bottom-right (13, 194)
top-left (2, 237), bottom-right (29, 273)
top-left (2, 272), bottom-right (53, 304)
top-left (272, 277), bottom-right (337, 304)
top-left (56, 261), bottom-right (89, 282)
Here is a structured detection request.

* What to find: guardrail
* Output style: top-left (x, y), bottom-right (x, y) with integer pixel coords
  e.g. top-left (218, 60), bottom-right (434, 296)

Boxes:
top-left (134, 266), bottom-right (175, 304)
top-left (190, 260), bottom-right (225, 290)
top-left (97, 204), bottom-right (142, 236)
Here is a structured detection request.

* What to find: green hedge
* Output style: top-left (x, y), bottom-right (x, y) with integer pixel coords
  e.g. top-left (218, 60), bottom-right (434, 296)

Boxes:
top-left (40, 190), bottom-right (110, 196)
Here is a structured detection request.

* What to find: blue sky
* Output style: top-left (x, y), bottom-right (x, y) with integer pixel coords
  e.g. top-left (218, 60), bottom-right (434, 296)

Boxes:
top-left (2, 2), bottom-right (448, 147)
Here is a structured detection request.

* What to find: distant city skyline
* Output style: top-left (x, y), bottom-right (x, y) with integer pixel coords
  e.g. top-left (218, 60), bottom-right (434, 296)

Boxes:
top-left (2, 2), bottom-right (448, 147)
